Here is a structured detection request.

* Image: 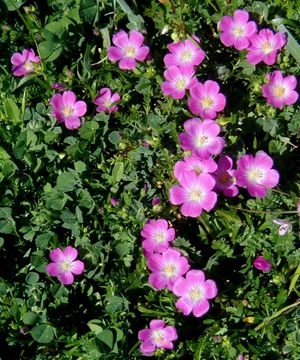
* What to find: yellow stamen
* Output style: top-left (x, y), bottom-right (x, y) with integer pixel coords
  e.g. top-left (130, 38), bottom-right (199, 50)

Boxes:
top-left (63, 106), bottom-right (74, 117)
top-left (175, 78), bottom-right (187, 90)
top-left (24, 61), bottom-right (34, 72)
top-left (155, 231), bottom-right (165, 243)
top-left (190, 287), bottom-right (203, 301)
top-left (232, 25), bottom-right (245, 38)
top-left (201, 96), bottom-right (214, 109)
top-left (273, 85), bottom-right (285, 98)
top-left (125, 46), bottom-right (136, 57)
top-left (181, 50), bottom-right (192, 62)
top-left (189, 188), bottom-right (203, 202)
top-left (60, 261), bottom-right (71, 272)
top-left (196, 135), bottom-right (209, 148)
top-left (248, 168), bottom-right (264, 183)
top-left (262, 41), bottom-right (272, 54)
top-left (164, 263), bottom-right (176, 278)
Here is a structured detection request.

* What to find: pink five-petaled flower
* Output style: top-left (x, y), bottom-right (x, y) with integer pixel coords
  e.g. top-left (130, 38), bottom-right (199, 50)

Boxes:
top-left (93, 87), bottom-right (121, 113)
top-left (169, 172), bottom-right (217, 218)
top-left (213, 155), bottom-right (239, 197)
top-left (50, 90), bottom-right (87, 130)
top-left (262, 70), bottom-right (298, 109)
top-left (108, 30), bottom-right (149, 70)
top-left (188, 80), bottom-right (226, 119)
top-left (172, 270), bottom-right (218, 317)
top-left (234, 151), bottom-right (280, 198)
top-left (11, 48), bottom-right (41, 77)
top-left (164, 38), bottom-right (205, 68)
top-left (138, 320), bottom-right (178, 356)
top-left (141, 219), bottom-right (175, 254)
top-left (46, 246), bottom-right (84, 285)
top-left (219, 9), bottom-right (257, 50)
top-left (246, 29), bottom-right (286, 65)
top-left (253, 256), bottom-right (272, 272)
top-left (147, 248), bottom-right (190, 291)
top-left (174, 156), bottom-right (218, 182)
top-left (161, 65), bottom-right (197, 100)
top-left (179, 118), bottom-right (225, 159)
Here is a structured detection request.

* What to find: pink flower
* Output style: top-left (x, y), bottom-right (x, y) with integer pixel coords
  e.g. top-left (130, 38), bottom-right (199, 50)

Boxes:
top-left (11, 48), bottom-right (41, 77)
top-left (46, 246), bottom-right (84, 285)
top-left (110, 197), bottom-right (119, 206)
top-left (297, 199), bottom-right (300, 214)
top-left (174, 156), bottom-right (218, 182)
top-left (164, 38), bottom-right (205, 68)
top-left (138, 320), bottom-right (178, 356)
top-left (234, 151), bottom-right (280, 198)
top-left (219, 10), bottom-right (257, 50)
top-left (151, 197), bottom-right (161, 206)
top-left (108, 30), bottom-right (149, 70)
top-left (272, 219), bottom-right (291, 236)
top-left (172, 270), bottom-right (218, 317)
top-left (51, 82), bottom-right (66, 91)
top-left (188, 80), bottom-right (226, 119)
top-left (213, 156), bottom-right (239, 197)
top-left (178, 118), bottom-right (225, 159)
top-left (141, 219), bottom-right (175, 253)
top-left (169, 172), bottom-right (217, 218)
top-left (246, 29), bottom-right (286, 65)
top-left (93, 87), bottom-right (121, 113)
top-left (50, 90), bottom-right (87, 130)
top-left (253, 256), bottom-right (272, 272)
top-left (262, 70), bottom-right (298, 109)
top-left (161, 65), bottom-right (197, 99)
top-left (147, 248), bottom-right (190, 291)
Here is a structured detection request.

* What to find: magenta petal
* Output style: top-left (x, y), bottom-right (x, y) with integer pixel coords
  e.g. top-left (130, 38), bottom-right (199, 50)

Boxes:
top-left (181, 202), bottom-right (202, 217)
top-left (140, 341), bottom-right (155, 356)
top-left (63, 91), bottom-right (76, 106)
top-left (119, 57), bottom-right (136, 70)
top-left (11, 53), bottom-right (24, 66)
top-left (150, 319), bottom-right (165, 330)
top-left (46, 262), bottom-right (61, 276)
top-left (108, 46), bottom-right (124, 61)
top-left (65, 116), bottom-right (81, 130)
top-left (49, 248), bottom-right (64, 262)
top-left (112, 30), bottom-right (129, 48)
top-left (186, 269), bottom-right (205, 283)
top-left (149, 273), bottom-right (167, 290)
top-left (192, 299), bottom-right (210, 317)
top-left (129, 30), bottom-right (144, 47)
top-left (74, 101), bottom-right (87, 117)
top-left (138, 329), bottom-right (151, 341)
top-left (169, 185), bottom-right (186, 205)
top-left (201, 191), bottom-right (217, 212)
top-left (58, 272), bottom-right (74, 285)
top-left (204, 279), bottom-right (218, 299)
top-left (172, 276), bottom-right (188, 296)
top-left (71, 260), bottom-right (84, 275)
top-left (135, 46), bottom-right (149, 61)
top-left (175, 297), bottom-right (193, 315)
top-left (164, 326), bottom-right (178, 341)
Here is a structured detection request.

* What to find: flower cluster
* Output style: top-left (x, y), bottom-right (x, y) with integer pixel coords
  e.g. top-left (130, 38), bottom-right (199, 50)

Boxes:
top-left (219, 9), bottom-right (298, 109)
top-left (139, 219), bottom-right (218, 355)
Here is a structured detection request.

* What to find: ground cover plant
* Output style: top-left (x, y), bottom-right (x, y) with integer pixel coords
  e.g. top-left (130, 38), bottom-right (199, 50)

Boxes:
top-left (1, 0), bottom-right (300, 359)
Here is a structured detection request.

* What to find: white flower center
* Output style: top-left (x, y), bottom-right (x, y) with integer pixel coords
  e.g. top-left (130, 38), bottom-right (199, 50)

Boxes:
top-left (24, 61), bottom-right (34, 71)
top-left (247, 167), bottom-right (265, 183)
top-left (192, 165), bottom-right (203, 175)
top-left (104, 99), bottom-right (112, 107)
top-left (273, 85), bottom-right (285, 98)
top-left (201, 96), bottom-right (214, 109)
top-left (188, 187), bottom-right (203, 202)
top-left (125, 46), bottom-right (136, 57)
top-left (262, 41), bottom-right (273, 54)
top-left (195, 134), bottom-right (209, 148)
top-left (163, 263), bottom-right (177, 278)
top-left (152, 330), bottom-right (166, 346)
top-left (154, 231), bottom-right (166, 243)
top-left (63, 106), bottom-right (74, 117)
top-left (175, 77), bottom-right (188, 90)
top-left (180, 49), bottom-right (192, 62)
top-left (60, 260), bottom-right (72, 272)
top-left (232, 25), bottom-right (245, 38)
top-left (189, 286), bottom-right (204, 302)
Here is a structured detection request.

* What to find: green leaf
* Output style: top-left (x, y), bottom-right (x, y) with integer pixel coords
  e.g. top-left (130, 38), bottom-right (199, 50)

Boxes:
top-left (74, 161), bottom-right (87, 173)
top-left (56, 172), bottom-right (78, 192)
top-left (80, 0), bottom-right (98, 24)
top-left (111, 162), bottom-right (124, 184)
top-left (23, 312), bottom-right (41, 325)
top-left (105, 296), bottom-right (124, 314)
top-left (4, 98), bottom-right (21, 124)
top-left (0, 237), bottom-right (4, 248)
top-left (3, 0), bottom-right (22, 11)
top-left (30, 324), bottom-right (54, 343)
top-left (38, 41), bottom-right (62, 62)
top-left (96, 329), bottom-right (114, 349)
top-left (79, 120), bottom-right (99, 140)
top-left (26, 272), bottom-right (40, 285)
top-left (108, 131), bottom-right (122, 145)
top-left (0, 207), bottom-right (16, 234)
top-left (277, 24), bottom-right (300, 65)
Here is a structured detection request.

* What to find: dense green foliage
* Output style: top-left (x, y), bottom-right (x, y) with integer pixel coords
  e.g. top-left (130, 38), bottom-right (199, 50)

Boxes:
top-left (1, 0), bottom-right (300, 359)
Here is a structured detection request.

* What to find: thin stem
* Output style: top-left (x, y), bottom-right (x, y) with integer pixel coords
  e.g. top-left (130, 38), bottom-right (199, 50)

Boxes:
top-left (234, 207), bottom-right (298, 215)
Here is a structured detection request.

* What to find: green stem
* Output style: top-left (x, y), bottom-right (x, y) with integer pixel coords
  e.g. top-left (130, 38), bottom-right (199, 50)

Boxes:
top-left (234, 207), bottom-right (298, 215)
top-left (255, 300), bottom-right (300, 331)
